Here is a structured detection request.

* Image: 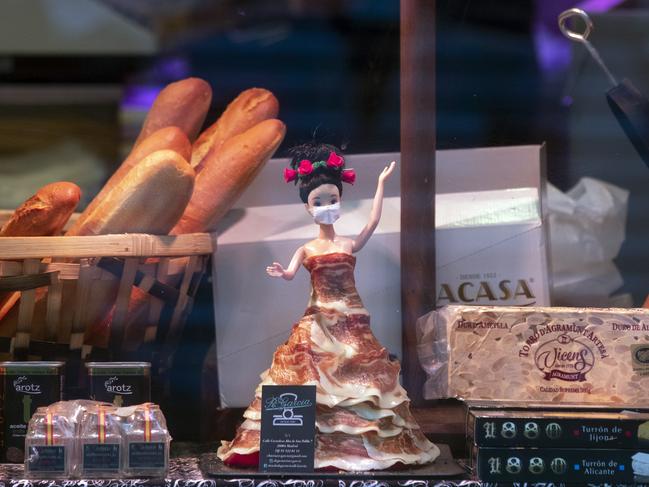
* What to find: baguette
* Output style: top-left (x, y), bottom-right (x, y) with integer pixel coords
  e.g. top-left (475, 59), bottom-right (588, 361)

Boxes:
top-left (68, 150), bottom-right (195, 236)
top-left (173, 118), bottom-right (285, 234)
top-left (90, 119), bottom-right (286, 348)
top-left (66, 149), bottom-right (194, 346)
top-left (135, 78), bottom-right (212, 145)
top-left (0, 152), bottom-right (196, 341)
top-left (0, 182), bottom-right (81, 322)
top-left (69, 126), bottom-right (190, 234)
top-left (191, 88), bottom-right (279, 170)
top-left (0, 182), bottom-right (81, 236)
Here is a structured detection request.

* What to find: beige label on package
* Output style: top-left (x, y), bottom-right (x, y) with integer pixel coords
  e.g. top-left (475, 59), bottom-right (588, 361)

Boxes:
top-left (442, 306), bottom-right (649, 405)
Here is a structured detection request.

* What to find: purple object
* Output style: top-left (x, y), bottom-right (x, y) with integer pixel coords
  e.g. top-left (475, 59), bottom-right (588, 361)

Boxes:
top-left (122, 85), bottom-right (162, 110)
top-left (533, 0), bottom-right (624, 74)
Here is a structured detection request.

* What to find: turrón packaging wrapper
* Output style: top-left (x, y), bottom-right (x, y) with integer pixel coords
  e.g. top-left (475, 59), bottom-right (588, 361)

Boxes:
top-left (418, 305), bottom-right (649, 405)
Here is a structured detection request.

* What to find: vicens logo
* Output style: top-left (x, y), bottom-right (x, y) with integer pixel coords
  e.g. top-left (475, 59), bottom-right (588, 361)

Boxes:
top-left (13, 376), bottom-right (41, 394)
top-left (534, 334), bottom-right (594, 382)
top-left (437, 279), bottom-right (536, 306)
top-left (519, 323), bottom-right (608, 382)
top-left (104, 376), bottom-right (133, 395)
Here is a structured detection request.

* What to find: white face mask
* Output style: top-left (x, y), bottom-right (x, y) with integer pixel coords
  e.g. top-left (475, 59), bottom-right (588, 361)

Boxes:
top-left (310, 202), bottom-right (340, 225)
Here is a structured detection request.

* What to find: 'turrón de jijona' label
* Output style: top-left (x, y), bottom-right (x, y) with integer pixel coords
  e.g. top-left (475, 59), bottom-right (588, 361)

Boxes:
top-left (468, 409), bottom-right (649, 448)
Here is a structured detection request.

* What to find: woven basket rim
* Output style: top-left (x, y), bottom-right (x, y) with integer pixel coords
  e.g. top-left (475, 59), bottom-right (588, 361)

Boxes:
top-left (0, 232), bottom-right (216, 258)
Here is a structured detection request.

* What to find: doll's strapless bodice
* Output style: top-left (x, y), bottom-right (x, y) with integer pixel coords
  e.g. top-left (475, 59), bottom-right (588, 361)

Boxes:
top-left (303, 252), bottom-right (364, 309)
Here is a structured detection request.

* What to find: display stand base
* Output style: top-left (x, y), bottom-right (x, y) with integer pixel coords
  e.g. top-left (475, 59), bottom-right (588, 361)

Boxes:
top-left (201, 444), bottom-right (469, 482)
top-left (0, 444), bottom-right (478, 487)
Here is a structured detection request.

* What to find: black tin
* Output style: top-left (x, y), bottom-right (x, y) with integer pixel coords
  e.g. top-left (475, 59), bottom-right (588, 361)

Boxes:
top-left (86, 362), bottom-right (150, 407)
top-left (0, 361), bottom-right (64, 463)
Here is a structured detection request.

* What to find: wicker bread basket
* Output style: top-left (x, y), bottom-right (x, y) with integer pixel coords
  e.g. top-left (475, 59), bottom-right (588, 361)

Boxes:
top-left (0, 210), bottom-right (215, 363)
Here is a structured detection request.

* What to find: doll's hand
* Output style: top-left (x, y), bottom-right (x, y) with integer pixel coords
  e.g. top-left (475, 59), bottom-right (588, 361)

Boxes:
top-left (266, 262), bottom-right (286, 278)
top-left (378, 161), bottom-right (396, 184)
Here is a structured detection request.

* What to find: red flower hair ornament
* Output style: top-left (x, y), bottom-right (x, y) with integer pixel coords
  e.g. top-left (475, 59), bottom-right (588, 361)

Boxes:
top-left (341, 169), bottom-right (356, 185)
top-left (298, 159), bottom-right (313, 176)
top-left (283, 151), bottom-right (355, 184)
top-left (283, 167), bottom-right (298, 183)
top-left (326, 151), bottom-right (345, 168)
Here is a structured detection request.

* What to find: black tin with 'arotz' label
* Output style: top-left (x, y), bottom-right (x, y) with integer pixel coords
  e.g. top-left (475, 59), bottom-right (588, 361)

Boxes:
top-left (0, 361), bottom-right (64, 463)
top-left (86, 362), bottom-right (150, 407)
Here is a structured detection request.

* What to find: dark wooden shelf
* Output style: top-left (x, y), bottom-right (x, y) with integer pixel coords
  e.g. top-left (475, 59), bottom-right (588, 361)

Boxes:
top-left (1, 442), bottom-right (479, 487)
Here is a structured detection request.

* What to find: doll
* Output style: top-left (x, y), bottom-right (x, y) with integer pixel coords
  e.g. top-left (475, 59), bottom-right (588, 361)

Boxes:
top-left (217, 143), bottom-right (439, 471)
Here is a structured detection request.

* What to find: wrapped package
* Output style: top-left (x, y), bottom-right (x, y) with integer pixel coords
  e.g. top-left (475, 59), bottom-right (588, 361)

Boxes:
top-left (25, 407), bottom-right (76, 479)
top-left (119, 403), bottom-right (170, 478)
top-left (47, 400), bottom-right (104, 424)
top-left (418, 305), bottom-right (649, 405)
top-left (633, 452), bottom-right (649, 478)
top-left (547, 178), bottom-right (631, 307)
top-left (79, 405), bottom-right (122, 478)
top-left (25, 400), bottom-right (170, 479)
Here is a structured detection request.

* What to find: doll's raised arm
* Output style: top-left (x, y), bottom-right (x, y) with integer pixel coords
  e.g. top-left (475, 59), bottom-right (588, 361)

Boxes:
top-left (266, 246), bottom-right (306, 280)
top-left (352, 161), bottom-right (396, 253)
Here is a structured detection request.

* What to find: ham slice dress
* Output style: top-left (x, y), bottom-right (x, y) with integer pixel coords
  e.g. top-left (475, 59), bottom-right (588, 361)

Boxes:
top-left (217, 252), bottom-right (439, 470)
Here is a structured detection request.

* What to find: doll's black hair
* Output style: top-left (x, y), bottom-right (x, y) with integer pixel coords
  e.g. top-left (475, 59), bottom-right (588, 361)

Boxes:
top-left (289, 142), bottom-right (344, 203)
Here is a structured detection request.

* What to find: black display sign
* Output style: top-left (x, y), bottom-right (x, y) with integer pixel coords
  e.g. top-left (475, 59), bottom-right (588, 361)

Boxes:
top-left (259, 385), bottom-right (316, 472)
top-left (27, 446), bottom-right (66, 473)
top-left (83, 444), bottom-right (120, 472)
top-left (128, 442), bottom-right (166, 469)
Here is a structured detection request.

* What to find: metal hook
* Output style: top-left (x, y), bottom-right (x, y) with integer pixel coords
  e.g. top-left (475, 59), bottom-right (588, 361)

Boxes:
top-left (558, 8), bottom-right (593, 42)
top-left (558, 7), bottom-right (617, 87)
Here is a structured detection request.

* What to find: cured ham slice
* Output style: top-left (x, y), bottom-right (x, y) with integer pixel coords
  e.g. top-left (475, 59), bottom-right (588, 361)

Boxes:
top-left (217, 253), bottom-right (438, 470)
top-left (218, 426), bottom-right (440, 471)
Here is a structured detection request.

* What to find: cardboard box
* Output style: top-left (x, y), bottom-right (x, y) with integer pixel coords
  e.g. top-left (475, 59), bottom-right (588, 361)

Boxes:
top-left (468, 409), bottom-right (649, 449)
top-left (474, 446), bottom-right (649, 484)
top-left (435, 145), bottom-right (550, 307)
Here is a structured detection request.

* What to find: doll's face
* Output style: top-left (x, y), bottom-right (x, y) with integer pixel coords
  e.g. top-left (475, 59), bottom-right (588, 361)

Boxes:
top-left (305, 184), bottom-right (341, 211)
